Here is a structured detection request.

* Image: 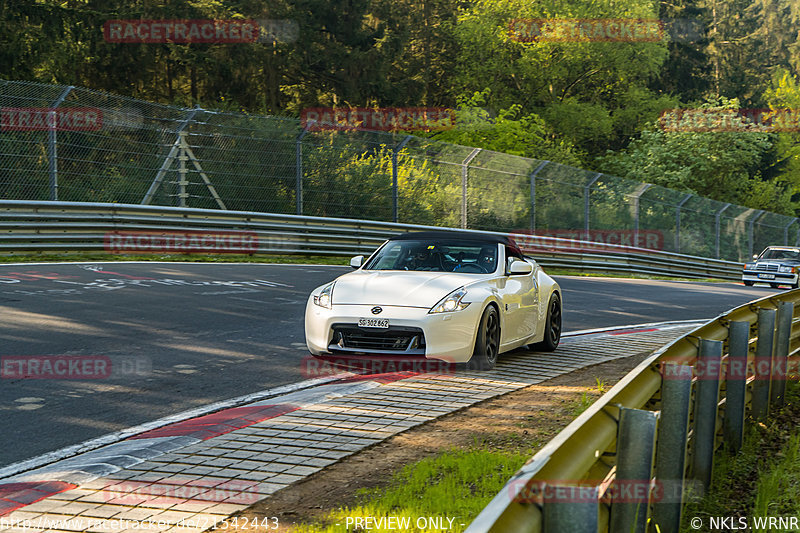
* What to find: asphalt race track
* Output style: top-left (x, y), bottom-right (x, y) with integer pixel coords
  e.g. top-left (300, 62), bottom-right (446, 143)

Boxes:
top-left (0, 262), bottom-right (781, 467)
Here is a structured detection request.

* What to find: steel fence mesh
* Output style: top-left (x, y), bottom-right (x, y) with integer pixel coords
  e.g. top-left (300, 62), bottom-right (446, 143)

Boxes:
top-left (1, 78), bottom-right (797, 263)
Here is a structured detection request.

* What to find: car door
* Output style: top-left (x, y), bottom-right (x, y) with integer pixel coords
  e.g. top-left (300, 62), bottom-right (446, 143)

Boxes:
top-left (497, 247), bottom-right (538, 342)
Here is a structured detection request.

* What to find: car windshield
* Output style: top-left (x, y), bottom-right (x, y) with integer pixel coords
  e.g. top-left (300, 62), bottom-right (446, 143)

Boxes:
top-left (364, 240), bottom-right (498, 273)
top-left (759, 248), bottom-right (800, 261)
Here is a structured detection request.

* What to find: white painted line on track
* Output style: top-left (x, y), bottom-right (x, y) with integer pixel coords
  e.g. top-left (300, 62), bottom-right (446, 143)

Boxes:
top-left (562, 319), bottom-right (707, 338)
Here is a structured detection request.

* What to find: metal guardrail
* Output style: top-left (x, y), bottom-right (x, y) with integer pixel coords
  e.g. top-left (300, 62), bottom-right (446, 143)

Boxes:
top-left (467, 290), bottom-right (800, 533)
top-left (0, 200), bottom-right (743, 281)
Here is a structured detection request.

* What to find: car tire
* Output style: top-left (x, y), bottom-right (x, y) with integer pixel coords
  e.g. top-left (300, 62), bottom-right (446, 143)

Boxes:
top-left (466, 305), bottom-right (500, 371)
top-left (793, 280), bottom-right (799, 289)
top-left (770, 283), bottom-right (780, 289)
top-left (743, 280), bottom-right (754, 286)
top-left (531, 293), bottom-right (562, 352)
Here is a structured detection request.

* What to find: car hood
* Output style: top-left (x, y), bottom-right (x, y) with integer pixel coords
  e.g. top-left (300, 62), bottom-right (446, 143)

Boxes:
top-left (332, 270), bottom-right (487, 308)
top-left (755, 259), bottom-right (800, 265)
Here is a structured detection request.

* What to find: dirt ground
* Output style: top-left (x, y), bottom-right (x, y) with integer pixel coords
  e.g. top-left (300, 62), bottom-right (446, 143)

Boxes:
top-left (223, 351), bottom-right (654, 532)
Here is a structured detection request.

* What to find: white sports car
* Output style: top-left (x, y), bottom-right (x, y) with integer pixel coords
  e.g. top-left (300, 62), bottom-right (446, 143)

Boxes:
top-left (304, 231), bottom-right (562, 369)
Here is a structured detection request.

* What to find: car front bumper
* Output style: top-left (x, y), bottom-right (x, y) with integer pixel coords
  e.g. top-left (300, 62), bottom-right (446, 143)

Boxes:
top-left (304, 298), bottom-right (483, 363)
top-left (742, 270), bottom-right (798, 285)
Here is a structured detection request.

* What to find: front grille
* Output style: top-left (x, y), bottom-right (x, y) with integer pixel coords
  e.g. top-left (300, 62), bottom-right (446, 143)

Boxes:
top-left (756, 263), bottom-right (780, 272)
top-left (330, 325), bottom-right (426, 353)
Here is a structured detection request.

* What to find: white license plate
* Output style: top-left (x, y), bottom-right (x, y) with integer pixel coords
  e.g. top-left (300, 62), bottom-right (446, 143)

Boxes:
top-left (358, 318), bottom-right (389, 328)
top-left (758, 273), bottom-right (776, 280)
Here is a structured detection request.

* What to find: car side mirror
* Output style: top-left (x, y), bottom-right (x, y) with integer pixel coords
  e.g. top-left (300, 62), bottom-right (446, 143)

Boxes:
top-left (509, 260), bottom-right (533, 275)
top-left (753, 254), bottom-right (759, 260)
top-left (350, 255), bottom-right (364, 269)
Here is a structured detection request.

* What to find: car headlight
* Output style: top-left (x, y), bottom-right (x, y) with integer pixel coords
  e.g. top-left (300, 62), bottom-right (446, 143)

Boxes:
top-left (779, 266), bottom-right (797, 273)
top-left (744, 263), bottom-right (755, 269)
top-left (429, 287), bottom-right (470, 314)
top-left (313, 283), bottom-right (334, 309)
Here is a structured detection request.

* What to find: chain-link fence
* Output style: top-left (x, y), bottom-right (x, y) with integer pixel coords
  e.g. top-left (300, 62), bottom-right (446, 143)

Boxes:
top-left (1, 78), bottom-right (796, 262)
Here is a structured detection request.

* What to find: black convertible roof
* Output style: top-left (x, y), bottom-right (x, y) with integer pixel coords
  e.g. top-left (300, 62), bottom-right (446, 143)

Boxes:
top-left (388, 231), bottom-right (516, 246)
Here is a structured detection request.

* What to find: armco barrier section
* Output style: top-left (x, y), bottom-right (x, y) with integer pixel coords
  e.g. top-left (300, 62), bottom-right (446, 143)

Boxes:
top-left (466, 290), bottom-right (800, 533)
top-left (0, 200), bottom-right (743, 281)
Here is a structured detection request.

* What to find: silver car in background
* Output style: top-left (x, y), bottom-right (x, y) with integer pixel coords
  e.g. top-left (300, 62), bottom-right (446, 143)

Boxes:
top-left (742, 246), bottom-right (800, 288)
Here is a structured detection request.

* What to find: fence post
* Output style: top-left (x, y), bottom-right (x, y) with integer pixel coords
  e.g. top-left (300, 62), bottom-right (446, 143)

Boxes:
top-left (461, 148), bottom-right (481, 229)
top-left (542, 484), bottom-right (598, 533)
top-left (771, 301), bottom-right (793, 407)
top-left (751, 307), bottom-right (776, 420)
top-left (392, 135), bottom-right (412, 223)
top-left (674, 193), bottom-right (692, 253)
top-left (714, 203), bottom-right (731, 259)
top-left (652, 363), bottom-right (692, 533)
top-left (177, 132), bottom-right (188, 207)
top-left (143, 107), bottom-right (199, 205)
top-left (584, 173), bottom-right (602, 238)
top-left (609, 407), bottom-right (658, 533)
top-left (724, 321), bottom-right (750, 453)
top-left (748, 210), bottom-right (766, 258)
top-left (690, 339), bottom-right (723, 491)
top-left (631, 183), bottom-right (652, 247)
top-left (296, 125), bottom-right (311, 216)
top-left (529, 161), bottom-right (549, 232)
top-left (48, 85), bottom-right (74, 201)
top-left (783, 219), bottom-right (795, 246)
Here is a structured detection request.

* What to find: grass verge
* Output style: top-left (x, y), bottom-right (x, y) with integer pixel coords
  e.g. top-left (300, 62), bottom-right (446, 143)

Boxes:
top-left (292, 448), bottom-right (532, 533)
top-left (285, 391), bottom-right (601, 533)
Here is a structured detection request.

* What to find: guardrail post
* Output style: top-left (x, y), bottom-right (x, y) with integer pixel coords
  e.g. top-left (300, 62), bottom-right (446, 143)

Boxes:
top-left (529, 161), bottom-right (549, 232)
top-left (751, 308), bottom-right (776, 420)
top-left (690, 339), bottom-right (722, 491)
top-left (652, 363), bottom-right (692, 533)
top-left (771, 301), bottom-right (793, 407)
top-left (724, 321), bottom-right (749, 453)
top-left (392, 135), bottom-right (412, 223)
top-left (609, 407), bottom-right (658, 533)
top-left (542, 484), bottom-right (599, 533)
